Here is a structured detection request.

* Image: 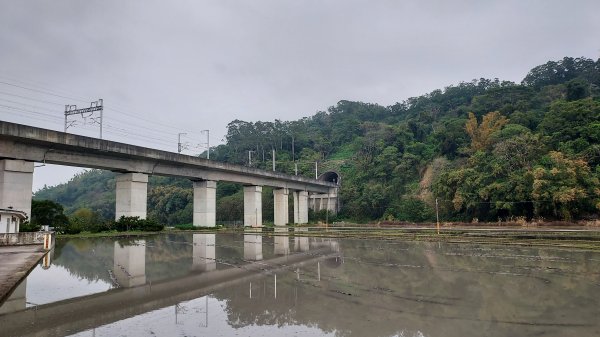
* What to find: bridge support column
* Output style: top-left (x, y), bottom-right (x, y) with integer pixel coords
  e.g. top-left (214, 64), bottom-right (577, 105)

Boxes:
top-left (293, 191), bottom-right (309, 224)
top-left (273, 188), bottom-right (289, 226)
top-left (193, 180), bottom-right (216, 227)
top-left (243, 186), bottom-right (262, 227)
top-left (115, 173), bottom-right (148, 220)
top-left (0, 159), bottom-right (34, 220)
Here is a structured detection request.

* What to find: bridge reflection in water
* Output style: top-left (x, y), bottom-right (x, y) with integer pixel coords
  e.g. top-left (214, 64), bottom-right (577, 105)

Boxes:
top-left (0, 230), bottom-right (341, 337)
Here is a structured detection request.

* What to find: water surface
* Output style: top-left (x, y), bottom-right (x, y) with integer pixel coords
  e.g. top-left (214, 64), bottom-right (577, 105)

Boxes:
top-left (0, 231), bottom-right (598, 337)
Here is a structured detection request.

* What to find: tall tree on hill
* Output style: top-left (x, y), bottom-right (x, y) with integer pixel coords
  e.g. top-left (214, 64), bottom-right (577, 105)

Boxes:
top-left (465, 111), bottom-right (508, 152)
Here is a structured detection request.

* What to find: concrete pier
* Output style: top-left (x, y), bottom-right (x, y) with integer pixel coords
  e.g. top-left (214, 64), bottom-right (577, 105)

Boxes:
top-left (273, 188), bottom-right (289, 226)
top-left (309, 189), bottom-right (338, 215)
top-left (293, 192), bottom-right (299, 224)
top-left (0, 159), bottom-right (34, 218)
top-left (193, 180), bottom-right (217, 227)
top-left (113, 240), bottom-right (146, 287)
top-left (243, 186), bottom-right (262, 227)
top-left (115, 173), bottom-right (148, 220)
top-left (192, 234), bottom-right (216, 272)
top-left (293, 191), bottom-right (309, 224)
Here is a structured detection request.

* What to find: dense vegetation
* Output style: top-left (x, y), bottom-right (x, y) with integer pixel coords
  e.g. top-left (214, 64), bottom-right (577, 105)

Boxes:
top-left (35, 57), bottom-right (600, 224)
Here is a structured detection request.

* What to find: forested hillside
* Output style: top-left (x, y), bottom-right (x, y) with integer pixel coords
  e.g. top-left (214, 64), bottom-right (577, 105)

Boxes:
top-left (35, 57), bottom-right (600, 224)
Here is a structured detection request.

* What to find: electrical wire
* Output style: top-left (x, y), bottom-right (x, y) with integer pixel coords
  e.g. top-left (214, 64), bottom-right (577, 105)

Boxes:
top-left (0, 78), bottom-right (211, 146)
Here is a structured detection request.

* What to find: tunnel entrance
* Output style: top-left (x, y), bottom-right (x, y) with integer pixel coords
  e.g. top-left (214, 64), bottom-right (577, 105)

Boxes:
top-left (317, 171), bottom-right (341, 185)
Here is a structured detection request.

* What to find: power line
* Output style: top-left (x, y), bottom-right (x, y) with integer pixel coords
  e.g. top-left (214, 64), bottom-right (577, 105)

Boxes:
top-left (0, 91), bottom-right (64, 106)
top-left (0, 104), bottom-right (177, 148)
top-left (0, 78), bottom-right (210, 142)
top-left (0, 97), bottom-right (63, 113)
top-left (0, 78), bottom-right (214, 150)
top-left (0, 74), bottom-right (91, 101)
top-left (0, 80), bottom-right (88, 103)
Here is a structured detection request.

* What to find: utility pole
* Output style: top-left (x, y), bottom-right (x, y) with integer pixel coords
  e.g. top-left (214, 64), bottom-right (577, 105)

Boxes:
top-left (435, 198), bottom-right (440, 235)
top-left (248, 150), bottom-right (255, 166)
top-left (291, 134), bottom-right (295, 161)
top-left (178, 133), bottom-right (187, 153)
top-left (64, 99), bottom-right (103, 138)
top-left (272, 149), bottom-right (276, 171)
top-left (315, 161), bottom-right (318, 179)
top-left (294, 162), bottom-right (298, 176)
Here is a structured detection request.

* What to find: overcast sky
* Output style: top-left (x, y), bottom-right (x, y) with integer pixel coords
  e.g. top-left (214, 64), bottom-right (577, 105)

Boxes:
top-left (1, 0), bottom-right (599, 191)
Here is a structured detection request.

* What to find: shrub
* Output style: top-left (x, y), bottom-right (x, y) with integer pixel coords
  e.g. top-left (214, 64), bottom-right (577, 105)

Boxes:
top-left (88, 221), bottom-right (113, 233)
top-left (19, 221), bottom-right (40, 232)
top-left (114, 216), bottom-right (164, 232)
top-left (394, 198), bottom-right (435, 222)
top-left (174, 223), bottom-right (196, 230)
top-left (64, 222), bottom-right (83, 235)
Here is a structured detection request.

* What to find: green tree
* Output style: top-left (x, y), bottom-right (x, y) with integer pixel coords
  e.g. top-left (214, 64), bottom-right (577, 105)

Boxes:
top-left (31, 200), bottom-right (70, 232)
top-left (465, 111), bottom-right (508, 151)
top-left (531, 152), bottom-right (600, 219)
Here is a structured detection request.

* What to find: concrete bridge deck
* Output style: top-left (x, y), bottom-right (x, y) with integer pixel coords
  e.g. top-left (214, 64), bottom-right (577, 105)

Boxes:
top-left (0, 121), bottom-right (338, 226)
top-left (0, 121), bottom-right (335, 193)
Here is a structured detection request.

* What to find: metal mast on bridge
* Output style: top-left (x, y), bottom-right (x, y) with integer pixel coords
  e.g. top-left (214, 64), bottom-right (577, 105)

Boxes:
top-left (64, 99), bottom-right (104, 139)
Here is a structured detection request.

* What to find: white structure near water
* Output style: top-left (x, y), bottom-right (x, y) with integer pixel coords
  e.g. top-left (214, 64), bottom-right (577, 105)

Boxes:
top-left (0, 208), bottom-right (26, 233)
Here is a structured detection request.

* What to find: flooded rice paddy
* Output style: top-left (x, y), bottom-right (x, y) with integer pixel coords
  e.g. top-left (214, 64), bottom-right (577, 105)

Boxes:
top-left (0, 229), bottom-right (598, 337)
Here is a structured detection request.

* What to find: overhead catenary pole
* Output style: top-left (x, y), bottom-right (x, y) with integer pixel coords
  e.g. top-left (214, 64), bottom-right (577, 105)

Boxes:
top-left (99, 100), bottom-right (103, 139)
top-left (203, 129), bottom-right (210, 159)
top-left (178, 133), bottom-right (187, 153)
top-left (64, 99), bottom-right (103, 138)
top-left (272, 149), bottom-right (275, 171)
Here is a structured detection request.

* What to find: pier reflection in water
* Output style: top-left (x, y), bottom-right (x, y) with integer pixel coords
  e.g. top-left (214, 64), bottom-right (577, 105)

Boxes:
top-left (0, 230), bottom-right (598, 337)
top-left (243, 230), bottom-right (263, 261)
top-left (113, 240), bottom-right (146, 287)
top-left (274, 228), bottom-right (290, 255)
top-left (192, 234), bottom-right (216, 272)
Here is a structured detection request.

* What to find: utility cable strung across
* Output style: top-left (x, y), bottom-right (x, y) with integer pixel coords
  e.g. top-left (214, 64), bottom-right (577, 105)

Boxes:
top-left (0, 77), bottom-right (212, 153)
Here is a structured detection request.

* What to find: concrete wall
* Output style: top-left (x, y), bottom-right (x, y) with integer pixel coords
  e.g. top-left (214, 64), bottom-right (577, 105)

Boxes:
top-left (0, 232), bottom-right (53, 246)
